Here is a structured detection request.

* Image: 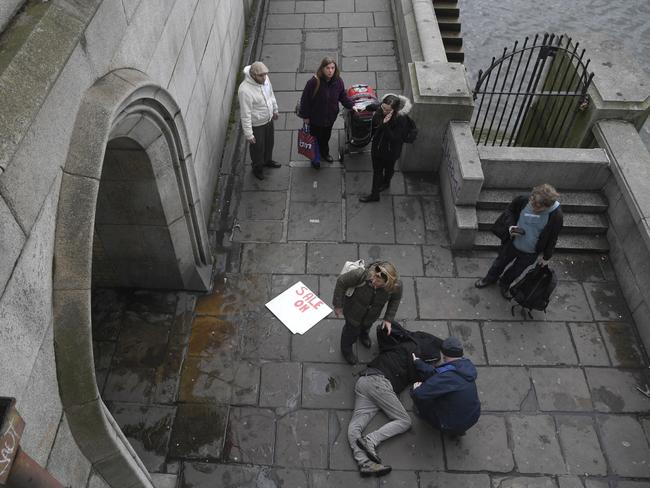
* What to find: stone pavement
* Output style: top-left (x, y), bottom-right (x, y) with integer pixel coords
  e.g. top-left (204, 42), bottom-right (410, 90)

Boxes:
top-left (91, 1), bottom-right (650, 487)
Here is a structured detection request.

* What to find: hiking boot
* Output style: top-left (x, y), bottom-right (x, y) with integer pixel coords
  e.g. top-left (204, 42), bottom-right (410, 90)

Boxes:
top-left (359, 461), bottom-right (391, 478)
top-left (356, 437), bottom-right (381, 463)
top-left (500, 283), bottom-right (512, 299)
top-left (359, 332), bottom-right (371, 349)
top-left (474, 278), bottom-right (493, 289)
top-left (342, 350), bottom-right (357, 365)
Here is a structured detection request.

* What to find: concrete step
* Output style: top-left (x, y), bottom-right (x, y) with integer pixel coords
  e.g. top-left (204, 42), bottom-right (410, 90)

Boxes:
top-left (441, 30), bottom-right (463, 47)
top-left (434, 2), bottom-right (460, 17)
top-left (445, 46), bottom-right (464, 63)
top-left (477, 209), bottom-right (608, 235)
top-left (474, 230), bottom-right (610, 253)
top-left (437, 15), bottom-right (461, 32)
top-left (477, 188), bottom-right (608, 214)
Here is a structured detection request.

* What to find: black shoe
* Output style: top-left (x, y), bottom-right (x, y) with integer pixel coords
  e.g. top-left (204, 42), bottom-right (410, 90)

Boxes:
top-left (342, 350), bottom-right (357, 365)
top-left (311, 160), bottom-right (321, 169)
top-left (359, 333), bottom-right (371, 349)
top-left (359, 194), bottom-right (379, 203)
top-left (356, 437), bottom-right (381, 463)
top-left (253, 170), bottom-right (264, 181)
top-left (474, 278), bottom-right (492, 289)
top-left (359, 461), bottom-right (391, 478)
top-left (264, 160), bottom-right (281, 168)
top-left (500, 283), bottom-right (513, 299)
top-left (377, 182), bottom-right (390, 192)
top-left (323, 154), bottom-right (334, 163)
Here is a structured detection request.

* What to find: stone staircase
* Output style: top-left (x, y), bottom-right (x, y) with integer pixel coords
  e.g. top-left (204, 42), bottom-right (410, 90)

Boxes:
top-left (473, 189), bottom-right (610, 253)
top-left (433, 0), bottom-right (464, 63)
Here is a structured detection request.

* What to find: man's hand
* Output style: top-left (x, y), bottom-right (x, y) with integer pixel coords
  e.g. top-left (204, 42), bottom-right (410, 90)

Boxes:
top-left (334, 307), bottom-right (343, 317)
top-left (248, 136), bottom-right (256, 144)
top-left (412, 382), bottom-right (422, 390)
top-left (538, 257), bottom-right (550, 267)
top-left (382, 320), bottom-right (392, 335)
top-left (412, 353), bottom-right (420, 362)
top-left (273, 112), bottom-right (279, 120)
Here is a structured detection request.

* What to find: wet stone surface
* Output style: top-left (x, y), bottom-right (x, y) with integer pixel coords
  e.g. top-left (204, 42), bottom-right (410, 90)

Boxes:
top-left (510, 414), bottom-right (566, 474)
top-left (169, 404), bottom-right (228, 461)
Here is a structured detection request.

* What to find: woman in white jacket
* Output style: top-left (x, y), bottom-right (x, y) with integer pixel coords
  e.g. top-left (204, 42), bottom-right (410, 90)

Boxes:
top-left (238, 61), bottom-right (280, 180)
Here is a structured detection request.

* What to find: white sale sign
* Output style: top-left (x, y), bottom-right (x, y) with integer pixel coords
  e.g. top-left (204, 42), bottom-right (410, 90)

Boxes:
top-left (265, 281), bottom-right (332, 334)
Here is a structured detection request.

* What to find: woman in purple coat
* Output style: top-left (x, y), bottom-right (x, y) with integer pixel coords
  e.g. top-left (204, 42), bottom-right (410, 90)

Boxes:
top-left (299, 57), bottom-right (356, 168)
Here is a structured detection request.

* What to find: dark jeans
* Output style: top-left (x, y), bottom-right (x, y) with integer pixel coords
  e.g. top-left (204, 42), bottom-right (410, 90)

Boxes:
top-left (310, 124), bottom-right (333, 158)
top-left (370, 155), bottom-right (397, 195)
top-left (485, 239), bottom-right (538, 288)
top-left (249, 120), bottom-right (274, 171)
top-left (341, 321), bottom-right (371, 355)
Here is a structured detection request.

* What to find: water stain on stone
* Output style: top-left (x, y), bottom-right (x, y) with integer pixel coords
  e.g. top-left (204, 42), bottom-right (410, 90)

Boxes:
top-left (188, 316), bottom-right (236, 356)
top-left (602, 323), bottom-right (641, 366)
top-left (539, 434), bottom-right (551, 445)
top-left (592, 386), bottom-right (625, 412)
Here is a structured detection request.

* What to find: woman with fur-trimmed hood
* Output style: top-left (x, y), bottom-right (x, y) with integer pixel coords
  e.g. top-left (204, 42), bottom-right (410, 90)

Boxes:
top-left (359, 94), bottom-right (413, 202)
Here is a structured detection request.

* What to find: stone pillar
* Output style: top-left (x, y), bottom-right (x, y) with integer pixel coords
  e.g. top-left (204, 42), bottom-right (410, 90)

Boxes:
top-left (399, 61), bottom-right (473, 173)
top-left (567, 35), bottom-right (650, 148)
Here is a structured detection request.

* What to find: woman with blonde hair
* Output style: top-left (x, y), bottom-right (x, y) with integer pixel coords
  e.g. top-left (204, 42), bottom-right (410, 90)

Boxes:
top-left (333, 261), bottom-right (402, 364)
top-left (298, 56), bottom-right (356, 167)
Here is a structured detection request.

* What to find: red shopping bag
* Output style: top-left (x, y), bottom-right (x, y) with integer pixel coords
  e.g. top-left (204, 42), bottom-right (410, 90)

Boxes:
top-left (297, 125), bottom-right (320, 161)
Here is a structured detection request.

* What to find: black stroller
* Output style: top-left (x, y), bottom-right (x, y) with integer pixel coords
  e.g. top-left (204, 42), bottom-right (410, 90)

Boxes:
top-left (339, 83), bottom-right (379, 162)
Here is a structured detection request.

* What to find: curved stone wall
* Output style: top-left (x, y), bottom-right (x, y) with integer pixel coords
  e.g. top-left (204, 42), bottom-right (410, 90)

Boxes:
top-left (0, 0), bottom-right (248, 486)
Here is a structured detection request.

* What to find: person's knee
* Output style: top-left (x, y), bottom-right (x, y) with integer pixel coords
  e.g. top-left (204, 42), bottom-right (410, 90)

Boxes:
top-left (398, 414), bottom-right (412, 432)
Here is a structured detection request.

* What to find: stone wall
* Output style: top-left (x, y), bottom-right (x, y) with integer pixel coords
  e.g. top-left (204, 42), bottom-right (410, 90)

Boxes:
top-left (0, 0), bottom-right (248, 486)
top-left (0, 0), bottom-right (23, 33)
top-left (594, 120), bottom-right (650, 353)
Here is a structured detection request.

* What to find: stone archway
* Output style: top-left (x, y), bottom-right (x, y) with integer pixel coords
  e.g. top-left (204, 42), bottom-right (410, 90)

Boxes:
top-left (52, 69), bottom-right (211, 487)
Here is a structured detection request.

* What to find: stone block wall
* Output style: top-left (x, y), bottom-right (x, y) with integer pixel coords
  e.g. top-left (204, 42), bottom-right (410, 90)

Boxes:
top-left (594, 120), bottom-right (650, 353)
top-left (0, 0), bottom-right (248, 485)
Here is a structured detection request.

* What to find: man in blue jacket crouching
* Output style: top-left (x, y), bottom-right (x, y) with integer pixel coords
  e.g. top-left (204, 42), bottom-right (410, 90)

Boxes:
top-left (410, 337), bottom-right (481, 436)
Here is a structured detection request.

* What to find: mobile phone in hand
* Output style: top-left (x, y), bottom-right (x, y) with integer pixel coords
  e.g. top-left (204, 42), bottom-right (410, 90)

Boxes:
top-left (511, 226), bottom-right (526, 235)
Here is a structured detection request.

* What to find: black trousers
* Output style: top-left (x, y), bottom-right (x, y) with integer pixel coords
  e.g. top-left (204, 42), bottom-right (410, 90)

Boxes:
top-left (485, 239), bottom-right (538, 288)
top-left (370, 155), bottom-right (397, 195)
top-left (310, 124), bottom-right (333, 158)
top-left (341, 321), bottom-right (372, 355)
top-left (249, 120), bottom-right (275, 171)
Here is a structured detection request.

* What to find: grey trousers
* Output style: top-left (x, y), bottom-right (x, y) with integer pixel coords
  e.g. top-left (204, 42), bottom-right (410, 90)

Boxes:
top-left (249, 120), bottom-right (274, 171)
top-left (347, 374), bottom-right (412, 465)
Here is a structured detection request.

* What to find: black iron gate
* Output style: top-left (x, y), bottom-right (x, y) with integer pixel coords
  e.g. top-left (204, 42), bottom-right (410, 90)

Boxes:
top-left (471, 33), bottom-right (594, 147)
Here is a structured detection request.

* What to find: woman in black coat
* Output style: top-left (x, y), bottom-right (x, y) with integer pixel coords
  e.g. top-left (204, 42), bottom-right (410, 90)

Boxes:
top-left (359, 94), bottom-right (412, 202)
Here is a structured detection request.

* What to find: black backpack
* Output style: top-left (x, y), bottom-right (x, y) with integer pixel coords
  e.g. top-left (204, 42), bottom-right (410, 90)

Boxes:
top-left (402, 115), bottom-right (418, 143)
top-left (377, 321), bottom-right (442, 363)
top-left (509, 264), bottom-right (557, 318)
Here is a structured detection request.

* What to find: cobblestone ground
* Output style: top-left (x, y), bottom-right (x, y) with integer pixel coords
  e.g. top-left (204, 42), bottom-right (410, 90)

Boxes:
top-left (92, 1), bottom-right (650, 487)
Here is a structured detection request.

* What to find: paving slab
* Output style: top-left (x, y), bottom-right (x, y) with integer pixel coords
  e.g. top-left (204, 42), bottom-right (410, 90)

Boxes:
top-left (296, 1), bottom-right (324, 14)
top-left (423, 244), bottom-right (456, 277)
top-left (492, 476), bottom-right (558, 488)
top-left (599, 322), bottom-right (645, 366)
top-left (239, 311), bottom-right (292, 360)
top-left (583, 282), bottom-right (631, 321)
top-left (557, 476), bottom-right (584, 488)
top-left (445, 414), bottom-right (514, 472)
top-left (268, 1), bottom-right (296, 14)
top-left (196, 274), bottom-right (271, 315)
top-left (169, 404), bottom-right (228, 460)
top-left (179, 354), bottom-right (233, 404)
top-left (568, 323), bottom-right (610, 366)
top-left (231, 360), bottom-right (260, 405)
top-left (302, 362), bottom-right (356, 408)
top-left (259, 361), bottom-right (302, 408)
top-left (556, 416), bottom-right (607, 476)
top-left (275, 409), bottom-right (329, 468)
top-left (375, 415), bottom-right (444, 470)
top-left (305, 30), bottom-right (338, 49)
top-left (358, 243), bottom-right (424, 276)
top-left (420, 472), bottom-right (491, 488)
top-left (291, 166), bottom-right (342, 202)
top-left (393, 195), bottom-right (426, 244)
top-left (531, 368), bottom-right (593, 411)
top-left (292, 319), bottom-right (344, 362)
top-left (376, 70), bottom-right (402, 90)
top-left (271, 274), bottom-right (320, 297)
top-left (450, 321), bottom-right (487, 364)
top-left (231, 220), bottom-right (284, 242)
top-left (187, 316), bottom-right (237, 357)
top-left (584, 367), bottom-right (649, 412)
top-left (112, 320), bottom-right (170, 368)
top-left (328, 410), bottom-right (358, 470)
top-left (242, 164), bottom-right (291, 191)
top-left (305, 13), bottom-right (339, 29)
top-left (261, 44), bottom-right (302, 72)
top-left (224, 407), bottom-right (275, 464)
top-left (325, 0), bottom-right (355, 13)
top-left (288, 201), bottom-right (342, 240)
top-left (341, 56), bottom-right (367, 72)
top-left (241, 242), bottom-right (306, 274)
top-left (551, 255), bottom-right (607, 282)
top-left (263, 29), bottom-right (303, 45)
top-left (306, 242), bottom-right (358, 274)
top-left (342, 41), bottom-right (394, 57)
top-left (509, 414), bottom-right (566, 474)
top-left (540, 281), bottom-right (594, 322)
top-left (476, 367), bottom-right (531, 411)
top-left (110, 403), bottom-right (176, 473)
top-left (346, 198), bottom-right (396, 243)
top-left (102, 367), bottom-right (156, 403)
top-left (482, 322), bottom-right (577, 366)
top-left (266, 14), bottom-right (305, 29)
top-left (597, 415), bottom-right (650, 477)
top-left (312, 470), bottom-right (375, 488)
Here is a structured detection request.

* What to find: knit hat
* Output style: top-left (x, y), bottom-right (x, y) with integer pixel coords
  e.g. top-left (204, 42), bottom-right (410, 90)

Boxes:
top-left (441, 337), bottom-right (463, 358)
top-left (250, 61), bottom-right (269, 76)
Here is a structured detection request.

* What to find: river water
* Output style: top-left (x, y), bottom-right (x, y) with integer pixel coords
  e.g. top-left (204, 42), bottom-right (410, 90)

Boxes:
top-left (458, 0), bottom-right (650, 147)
